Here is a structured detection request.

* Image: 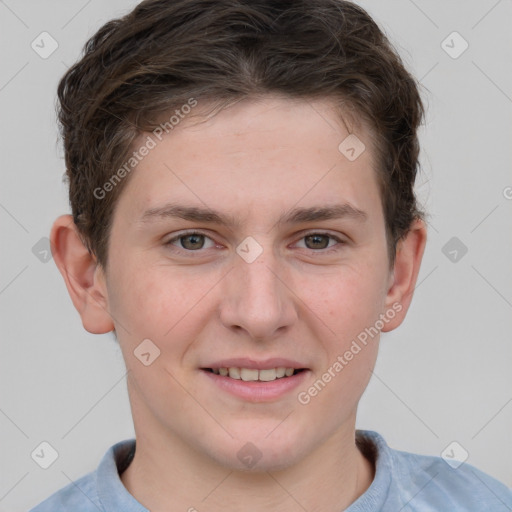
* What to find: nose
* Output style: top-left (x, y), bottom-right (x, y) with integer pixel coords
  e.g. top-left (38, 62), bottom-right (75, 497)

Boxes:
top-left (219, 247), bottom-right (298, 341)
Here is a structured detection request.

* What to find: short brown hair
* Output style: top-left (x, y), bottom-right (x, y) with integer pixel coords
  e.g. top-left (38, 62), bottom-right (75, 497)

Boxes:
top-left (57, 0), bottom-right (425, 269)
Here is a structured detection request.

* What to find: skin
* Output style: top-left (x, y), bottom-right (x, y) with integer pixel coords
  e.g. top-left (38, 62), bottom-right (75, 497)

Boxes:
top-left (51, 96), bottom-right (427, 512)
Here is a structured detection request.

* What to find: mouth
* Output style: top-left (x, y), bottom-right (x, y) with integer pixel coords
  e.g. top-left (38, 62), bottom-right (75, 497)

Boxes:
top-left (199, 358), bottom-right (310, 401)
top-left (201, 367), bottom-right (306, 382)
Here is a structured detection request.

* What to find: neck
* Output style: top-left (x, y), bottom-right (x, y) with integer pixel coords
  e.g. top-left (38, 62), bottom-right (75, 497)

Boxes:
top-left (121, 422), bottom-right (375, 512)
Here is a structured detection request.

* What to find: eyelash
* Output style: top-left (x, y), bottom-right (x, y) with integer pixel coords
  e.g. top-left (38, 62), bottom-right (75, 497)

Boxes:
top-left (164, 230), bottom-right (346, 255)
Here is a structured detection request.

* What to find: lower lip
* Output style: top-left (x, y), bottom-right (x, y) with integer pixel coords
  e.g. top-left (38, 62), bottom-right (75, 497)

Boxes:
top-left (201, 369), bottom-right (310, 402)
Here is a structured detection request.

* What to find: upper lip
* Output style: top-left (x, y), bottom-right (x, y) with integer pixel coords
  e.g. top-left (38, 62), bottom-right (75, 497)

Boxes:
top-left (201, 358), bottom-right (308, 370)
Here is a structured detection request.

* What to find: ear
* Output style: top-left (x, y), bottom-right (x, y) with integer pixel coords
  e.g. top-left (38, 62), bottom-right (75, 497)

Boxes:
top-left (50, 214), bottom-right (114, 334)
top-left (381, 218), bottom-right (427, 332)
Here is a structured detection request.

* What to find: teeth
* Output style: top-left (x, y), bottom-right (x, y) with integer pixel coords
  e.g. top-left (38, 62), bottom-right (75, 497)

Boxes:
top-left (213, 367), bottom-right (299, 381)
top-left (240, 368), bottom-right (259, 381)
top-left (228, 367), bottom-right (241, 379)
top-left (259, 369), bottom-right (277, 381)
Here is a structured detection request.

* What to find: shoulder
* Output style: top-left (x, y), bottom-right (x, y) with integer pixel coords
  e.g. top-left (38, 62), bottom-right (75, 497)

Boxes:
top-left (356, 430), bottom-right (512, 511)
top-left (29, 439), bottom-right (138, 512)
top-left (393, 448), bottom-right (512, 510)
top-left (28, 471), bottom-right (99, 512)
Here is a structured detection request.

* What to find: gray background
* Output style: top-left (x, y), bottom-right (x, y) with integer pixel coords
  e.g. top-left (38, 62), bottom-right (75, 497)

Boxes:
top-left (1, 1), bottom-right (511, 510)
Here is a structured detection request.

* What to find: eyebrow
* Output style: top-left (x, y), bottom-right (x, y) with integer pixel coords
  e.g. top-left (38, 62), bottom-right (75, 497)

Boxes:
top-left (138, 202), bottom-right (367, 228)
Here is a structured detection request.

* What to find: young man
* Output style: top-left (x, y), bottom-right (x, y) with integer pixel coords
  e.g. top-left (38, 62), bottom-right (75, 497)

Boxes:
top-left (31, 0), bottom-right (512, 510)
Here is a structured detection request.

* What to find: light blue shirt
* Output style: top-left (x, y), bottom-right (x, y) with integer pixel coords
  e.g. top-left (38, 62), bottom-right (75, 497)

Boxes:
top-left (30, 430), bottom-right (512, 511)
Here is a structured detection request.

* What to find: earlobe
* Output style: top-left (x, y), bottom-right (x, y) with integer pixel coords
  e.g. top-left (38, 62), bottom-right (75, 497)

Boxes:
top-left (50, 214), bottom-right (115, 334)
top-left (381, 218), bottom-right (427, 332)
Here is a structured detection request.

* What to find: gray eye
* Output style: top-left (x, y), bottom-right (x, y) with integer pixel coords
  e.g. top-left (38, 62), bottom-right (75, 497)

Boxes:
top-left (180, 234), bottom-right (206, 250)
top-left (167, 232), bottom-right (216, 251)
top-left (304, 234), bottom-right (331, 250)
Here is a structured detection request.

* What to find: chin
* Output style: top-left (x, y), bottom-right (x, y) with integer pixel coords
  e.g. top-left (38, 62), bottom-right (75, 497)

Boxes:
top-left (214, 450), bottom-right (303, 473)
top-left (204, 432), bottom-right (311, 473)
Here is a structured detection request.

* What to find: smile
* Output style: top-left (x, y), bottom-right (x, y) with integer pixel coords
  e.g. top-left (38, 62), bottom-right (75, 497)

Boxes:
top-left (203, 367), bottom-right (305, 381)
top-left (201, 365), bottom-right (309, 402)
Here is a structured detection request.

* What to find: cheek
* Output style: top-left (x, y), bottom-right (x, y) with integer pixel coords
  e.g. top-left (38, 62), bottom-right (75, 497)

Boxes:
top-left (301, 274), bottom-right (382, 411)
top-left (108, 258), bottom-right (207, 334)
top-left (107, 259), bottom-right (226, 374)
top-left (313, 266), bottom-right (388, 337)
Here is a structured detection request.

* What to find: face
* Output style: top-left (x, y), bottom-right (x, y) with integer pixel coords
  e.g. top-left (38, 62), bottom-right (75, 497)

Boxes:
top-left (102, 96), bottom-right (397, 470)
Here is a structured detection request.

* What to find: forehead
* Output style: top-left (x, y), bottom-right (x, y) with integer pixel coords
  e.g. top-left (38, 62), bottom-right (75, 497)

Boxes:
top-left (114, 96), bottom-right (382, 227)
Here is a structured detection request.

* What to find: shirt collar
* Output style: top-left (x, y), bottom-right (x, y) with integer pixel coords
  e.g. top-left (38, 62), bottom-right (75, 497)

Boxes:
top-left (95, 438), bottom-right (148, 512)
top-left (346, 429), bottom-right (394, 511)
